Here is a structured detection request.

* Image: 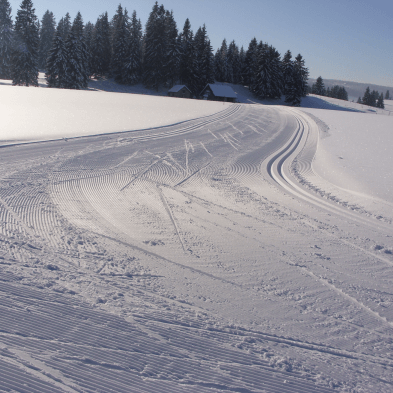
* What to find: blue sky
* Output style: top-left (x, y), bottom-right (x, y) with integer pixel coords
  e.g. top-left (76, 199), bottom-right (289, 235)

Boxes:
top-left (9, 0), bottom-right (393, 87)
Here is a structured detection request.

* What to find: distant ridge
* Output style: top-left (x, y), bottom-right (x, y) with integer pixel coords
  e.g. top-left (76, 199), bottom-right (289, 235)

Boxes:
top-left (308, 78), bottom-right (393, 101)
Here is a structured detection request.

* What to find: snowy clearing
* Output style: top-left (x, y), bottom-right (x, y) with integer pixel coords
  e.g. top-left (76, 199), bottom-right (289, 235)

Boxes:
top-left (1, 82), bottom-right (393, 392)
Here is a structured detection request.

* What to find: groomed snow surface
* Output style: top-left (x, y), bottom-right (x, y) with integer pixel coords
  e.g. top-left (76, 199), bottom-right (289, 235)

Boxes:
top-left (1, 78), bottom-right (393, 392)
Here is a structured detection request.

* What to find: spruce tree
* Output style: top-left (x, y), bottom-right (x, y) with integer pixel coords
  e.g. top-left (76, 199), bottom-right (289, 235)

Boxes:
top-left (243, 37), bottom-right (258, 90)
top-left (64, 29), bottom-right (84, 89)
top-left (357, 96), bottom-right (362, 104)
top-left (312, 76), bottom-right (325, 95)
top-left (84, 21), bottom-right (94, 78)
top-left (91, 12), bottom-right (111, 78)
top-left (124, 10), bottom-right (142, 85)
top-left (163, 10), bottom-right (179, 87)
top-left (45, 24), bottom-right (68, 87)
top-left (178, 18), bottom-right (192, 85)
top-left (0, 0), bottom-right (13, 79)
top-left (12, 0), bottom-right (39, 86)
top-left (57, 12), bottom-right (71, 40)
top-left (194, 24), bottom-right (214, 95)
top-left (143, 2), bottom-right (167, 89)
top-left (294, 54), bottom-right (308, 97)
top-left (239, 46), bottom-right (246, 85)
top-left (376, 93), bottom-right (384, 109)
top-left (70, 12), bottom-right (89, 87)
top-left (282, 50), bottom-right (292, 96)
top-left (111, 5), bottom-right (129, 84)
top-left (362, 87), bottom-right (372, 106)
top-left (385, 90), bottom-right (390, 100)
top-left (38, 10), bottom-right (55, 70)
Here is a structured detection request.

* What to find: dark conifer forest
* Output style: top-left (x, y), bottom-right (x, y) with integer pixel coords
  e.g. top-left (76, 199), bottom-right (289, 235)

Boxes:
top-left (0, 0), bottom-right (309, 105)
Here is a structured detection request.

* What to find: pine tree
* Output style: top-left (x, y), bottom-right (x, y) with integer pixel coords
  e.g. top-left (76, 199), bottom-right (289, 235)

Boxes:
top-left (294, 54), bottom-right (308, 97)
top-left (239, 46), bottom-right (245, 84)
top-left (214, 38), bottom-right (228, 83)
top-left (362, 87), bottom-right (372, 106)
top-left (357, 96), bottom-right (362, 104)
top-left (70, 12), bottom-right (89, 87)
top-left (163, 10), bottom-right (179, 87)
top-left (178, 20), bottom-right (197, 94)
top-left (123, 10), bottom-right (142, 85)
top-left (45, 24), bottom-right (68, 87)
top-left (64, 29), bottom-right (84, 89)
top-left (282, 50), bottom-right (292, 96)
top-left (194, 24), bottom-right (214, 95)
top-left (143, 2), bottom-right (167, 89)
top-left (57, 12), bottom-right (71, 40)
top-left (91, 12), bottom-right (111, 78)
top-left (38, 10), bottom-right (55, 70)
top-left (0, 0), bottom-right (13, 79)
top-left (111, 5), bottom-right (129, 84)
top-left (312, 76), bottom-right (325, 95)
top-left (376, 93), bottom-right (384, 109)
top-left (84, 21), bottom-right (94, 78)
top-left (178, 18), bottom-right (192, 85)
top-left (243, 37), bottom-right (258, 90)
top-left (12, 0), bottom-right (39, 86)
top-left (385, 90), bottom-right (390, 100)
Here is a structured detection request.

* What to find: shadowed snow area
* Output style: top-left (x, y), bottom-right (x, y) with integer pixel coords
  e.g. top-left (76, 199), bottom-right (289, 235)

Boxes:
top-left (1, 83), bottom-right (393, 392)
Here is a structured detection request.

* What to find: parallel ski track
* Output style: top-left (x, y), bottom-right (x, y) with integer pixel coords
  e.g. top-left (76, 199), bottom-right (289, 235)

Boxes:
top-left (264, 108), bottom-right (393, 236)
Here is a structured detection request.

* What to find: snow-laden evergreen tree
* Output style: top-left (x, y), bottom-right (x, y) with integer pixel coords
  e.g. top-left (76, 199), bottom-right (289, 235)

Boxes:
top-left (194, 24), bottom-right (214, 95)
top-left (254, 42), bottom-right (283, 99)
top-left (243, 37), bottom-right (258, 90)
top-left (84, 21), bottom-right (94, 78)
top-left (312, 76), bottom-right (325, 95)
top-left (143, 2), bottom-right (167, 89)
top-left (45, 23), bottom-right (68, 87)
top-left (0, 0), bottom-right (13, 79)
top-left (163, 10), bottom-right (179, 87)
top-left (70, 12), bottom-right (89, 87)
top-left (376, 93), bottom-right (384, 109)
top-left (123, 10), bottom-right (142, 85)
top-left (214, 38), bottom-right (228, 83)
top-left (111, 5), bottom-right (129, 84)
top-left (284, 62), bottom-right (302, 106)
top-left (38, 10), bottom-right (55, 70)
top-left (64, 29), bottom-right (84, 89)
top-left (57, 12), bottom-right (71, 40)
top-left (12, 0), bottom-right (39, 86)
top-left (178, 19), bottom-right (197, 94)
top-left (282, 50), bottom-right (292, 96)
top-left (294, 53), bottom-right (308, 97)
top-left (91, 12), bottom-right (111, 78)
top-left (371, 90), bottom-right (379, 107)
top-left (226, 40), bottom-right (241, 84)
top-left (239, 46), bottom-right (245, 85)
top-left (362, 87), bottom-right (372, 106)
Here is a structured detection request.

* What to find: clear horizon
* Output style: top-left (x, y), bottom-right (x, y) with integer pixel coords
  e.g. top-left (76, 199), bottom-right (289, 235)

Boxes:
top-left (7, 0), bottom-right (393, 87)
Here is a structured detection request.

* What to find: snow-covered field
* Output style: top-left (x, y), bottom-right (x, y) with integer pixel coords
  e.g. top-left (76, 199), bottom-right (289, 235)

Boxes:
top-left (1, 80), bottom-right (393, 392)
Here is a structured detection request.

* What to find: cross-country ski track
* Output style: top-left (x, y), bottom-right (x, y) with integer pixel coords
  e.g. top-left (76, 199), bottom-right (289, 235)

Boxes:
top-left (1, 103), bottom-right (393, 392)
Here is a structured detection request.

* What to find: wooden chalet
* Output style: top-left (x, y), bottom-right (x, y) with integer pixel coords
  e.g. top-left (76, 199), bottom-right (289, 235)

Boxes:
top-left (200, 84), bottom-right (237, 102)
top-left (168, 85), bottom-right (192, 98)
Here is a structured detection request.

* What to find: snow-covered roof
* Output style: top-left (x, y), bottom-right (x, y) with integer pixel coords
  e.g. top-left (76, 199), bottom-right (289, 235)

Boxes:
top-left (168, 85), bottom-right (190, 93)
top-left (204, 84), bottom-right (237, 98)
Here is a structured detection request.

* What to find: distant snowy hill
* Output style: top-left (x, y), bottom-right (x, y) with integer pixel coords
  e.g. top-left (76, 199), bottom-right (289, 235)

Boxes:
top-left (308, 77), bottom-right (393, 101)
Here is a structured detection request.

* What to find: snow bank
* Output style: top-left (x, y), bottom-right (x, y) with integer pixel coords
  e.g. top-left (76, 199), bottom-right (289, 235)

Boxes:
top-left (0, 85), bottom-right (231, 144)
top-left (304, 108), bottom-right (393, 203)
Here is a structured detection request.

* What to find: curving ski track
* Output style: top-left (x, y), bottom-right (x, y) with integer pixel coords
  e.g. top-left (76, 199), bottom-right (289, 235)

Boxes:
top-left (0, 104), bottom-right (392, 392)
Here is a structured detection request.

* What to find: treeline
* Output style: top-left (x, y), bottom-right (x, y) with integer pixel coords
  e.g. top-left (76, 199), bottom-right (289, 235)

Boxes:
top-left (0, 0), bottom-right (309, 105)
top-left (309, 76), bottom-right (348, 101)
top-left (357, 87), bottom-right (385, 109)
